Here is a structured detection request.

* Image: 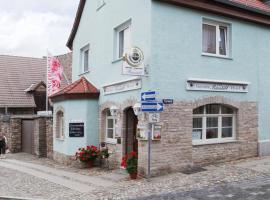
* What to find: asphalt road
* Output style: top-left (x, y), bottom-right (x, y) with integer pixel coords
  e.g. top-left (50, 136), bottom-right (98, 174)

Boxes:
top-left (134, 175), bottom-right (270, 200)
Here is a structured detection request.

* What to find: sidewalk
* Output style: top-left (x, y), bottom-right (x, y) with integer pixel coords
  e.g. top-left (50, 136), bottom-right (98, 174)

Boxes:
top-left (0, 153), bottom-right (269, 199)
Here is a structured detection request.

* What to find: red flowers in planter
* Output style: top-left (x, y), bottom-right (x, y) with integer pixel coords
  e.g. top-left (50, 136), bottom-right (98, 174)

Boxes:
top-left (75, 145), bottom-right (99, 163)
top-left (121, 151), bottom-right (138, 174)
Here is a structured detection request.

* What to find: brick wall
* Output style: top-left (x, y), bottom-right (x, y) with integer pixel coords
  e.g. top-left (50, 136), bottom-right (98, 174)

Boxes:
top-left (100, 96), bottom-right (258, 176)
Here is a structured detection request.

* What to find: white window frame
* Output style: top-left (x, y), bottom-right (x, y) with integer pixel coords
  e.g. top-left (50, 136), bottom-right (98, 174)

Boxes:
top-left (55, 110), bottom-right (65, 140)
top-left (192, 105), bottom-right (236, 145)
top-left (105, 111), bottom-right (117, 144)
top-left (80, 44), bottom-right (90, 74)
top-left (114, 20), bottom-right (132, 60)
top-left (202, 20), bottom-right (230, 58)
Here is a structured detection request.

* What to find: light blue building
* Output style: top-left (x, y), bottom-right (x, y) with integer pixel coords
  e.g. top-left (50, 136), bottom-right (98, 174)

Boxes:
top-left (51, 0), bottom-right (270, 175)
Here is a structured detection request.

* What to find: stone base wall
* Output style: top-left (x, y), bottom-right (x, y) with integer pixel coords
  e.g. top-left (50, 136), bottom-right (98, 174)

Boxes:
top-left (53, 151), bottom-right (74, 166)
top-left (99, 96), bottom-right (258, 177)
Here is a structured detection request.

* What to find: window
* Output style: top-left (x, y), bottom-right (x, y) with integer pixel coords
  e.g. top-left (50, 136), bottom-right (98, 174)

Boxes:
top-left (202, 20), bottom-right (230, 57)
top-left (192, 104), bottom-right (236, 145)
top-left (106, 110), bottom-right (117, 143)
top-left (115, 21), bottom-right (131, 59)
top-left (56, 111), bottom-right (64, 139)
top-left (80, 45), bottom-right (90, 73)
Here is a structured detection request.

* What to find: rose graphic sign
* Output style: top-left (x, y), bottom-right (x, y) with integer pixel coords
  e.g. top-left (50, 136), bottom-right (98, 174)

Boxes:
top-left (47, 53), bottom-right (63, 96)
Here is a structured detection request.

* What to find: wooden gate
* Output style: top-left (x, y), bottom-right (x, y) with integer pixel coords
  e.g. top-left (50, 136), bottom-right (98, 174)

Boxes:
top-left (22, 120), bottom-right (34, 154)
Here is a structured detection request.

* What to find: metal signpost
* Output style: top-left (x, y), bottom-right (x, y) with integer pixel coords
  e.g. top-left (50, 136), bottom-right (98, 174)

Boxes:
top-left (140, 91), bottom-right (163, 179)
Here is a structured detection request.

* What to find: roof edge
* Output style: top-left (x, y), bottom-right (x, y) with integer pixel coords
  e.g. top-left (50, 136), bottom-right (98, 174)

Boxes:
top-left (156, 0), bottom-right (270, 26)
top-left (66, 0), bottom-right (86, 50)
top-left (214, 0), bottom-right (270, 17)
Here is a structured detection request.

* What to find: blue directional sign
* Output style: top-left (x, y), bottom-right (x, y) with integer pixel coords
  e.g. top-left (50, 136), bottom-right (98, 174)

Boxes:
top-left (141, 102), bottom-right (164, 112)
top-left (141, 91), bottom-right (156, 102)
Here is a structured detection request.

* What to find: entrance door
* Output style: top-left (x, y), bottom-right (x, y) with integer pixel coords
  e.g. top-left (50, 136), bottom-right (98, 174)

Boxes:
top-left (125, 107), bottom-right (138, 154)
top-left (22, 120), bottom-right (34, 154)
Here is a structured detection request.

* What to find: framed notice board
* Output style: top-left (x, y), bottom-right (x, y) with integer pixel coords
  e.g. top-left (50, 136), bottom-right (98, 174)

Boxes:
top-left (69, 123), bottom-right (84, 137)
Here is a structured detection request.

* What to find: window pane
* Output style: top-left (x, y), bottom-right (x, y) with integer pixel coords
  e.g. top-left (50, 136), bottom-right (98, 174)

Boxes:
top-left (107, 119), bottom-right (114, 129)
top-left (107, 110), bottom-right (112, 117)
top-left (84, 49), bottom-right (89, 71)
top-left (119, 30), bottom-right (124, 58)
top-left (107, 129), bottom-right (114, 139)
top-left (192, 129), bottom-right (202, 140)
top-left (206, 128), bottom-right (218, 139)
top-left (219, 26), bottom-right (227, 55)
top-left (206, 104), bottom-right (219, 114)
top-left (193, 106), bottom-right (204, 114)
top-left (193, 118), bottom-right (202, 128)
top-left (222, 127), bottom-right (233, 138)
top-left (222, 117), bottom-right (233, 127)
top-left (221, 106), bottom-right (234, 114)
top-left (202, 24), bottom-right (216, 54)
top-left (123, 27), bottom-right (130, 54)
top-left (207, 117), bottom-right (218, 127)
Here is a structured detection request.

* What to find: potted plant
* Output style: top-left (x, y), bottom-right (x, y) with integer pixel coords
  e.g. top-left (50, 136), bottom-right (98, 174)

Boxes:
top-left (121, 151), bottom-right (138, 179)
top-left (75, 145), bottom-right (99, 168)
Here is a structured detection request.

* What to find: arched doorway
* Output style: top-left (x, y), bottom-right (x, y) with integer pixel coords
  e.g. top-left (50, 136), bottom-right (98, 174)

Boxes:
top-left (125, 107), bottom-right (138, 155)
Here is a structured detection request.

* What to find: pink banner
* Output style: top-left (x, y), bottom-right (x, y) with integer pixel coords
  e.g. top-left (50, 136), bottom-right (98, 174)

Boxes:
top-left (47, 53), bottom-right (63, 96)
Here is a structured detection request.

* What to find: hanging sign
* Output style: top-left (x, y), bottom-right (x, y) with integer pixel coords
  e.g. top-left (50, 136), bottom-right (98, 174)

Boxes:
top-left (122, 47), bottom-right (145, 76)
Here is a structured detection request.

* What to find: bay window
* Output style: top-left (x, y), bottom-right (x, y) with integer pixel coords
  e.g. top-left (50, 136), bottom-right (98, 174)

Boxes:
top-left (192, 104), bottom-right (236, 145)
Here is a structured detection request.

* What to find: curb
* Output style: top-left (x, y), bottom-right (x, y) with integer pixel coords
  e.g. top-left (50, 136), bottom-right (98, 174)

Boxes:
top-left (0, 196), bottom-right (44, 200)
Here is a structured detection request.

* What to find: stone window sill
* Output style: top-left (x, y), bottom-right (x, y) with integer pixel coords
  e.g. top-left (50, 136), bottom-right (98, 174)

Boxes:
top-left (55, 138), bottom-right (65, 141)
top-left (193, 140), bottom-right (238, 146)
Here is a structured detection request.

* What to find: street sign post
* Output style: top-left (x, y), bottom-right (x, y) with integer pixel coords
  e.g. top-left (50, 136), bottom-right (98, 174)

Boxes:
top-left (141, 91), bottom-right (156, 102)
top-left (140, 90), bottom-right (163, 179)
top-left (141, 102), bottom-right (163, 112)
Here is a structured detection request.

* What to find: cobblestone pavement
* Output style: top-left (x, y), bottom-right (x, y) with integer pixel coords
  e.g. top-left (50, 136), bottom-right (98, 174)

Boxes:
top-left (134, 176), bottom-right (270, 200)
top-left (0, 153), bottom-right (270, 200)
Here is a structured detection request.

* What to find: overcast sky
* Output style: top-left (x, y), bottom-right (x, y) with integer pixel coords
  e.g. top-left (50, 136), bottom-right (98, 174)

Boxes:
top-left (0, 0), bottom-right (79, 58)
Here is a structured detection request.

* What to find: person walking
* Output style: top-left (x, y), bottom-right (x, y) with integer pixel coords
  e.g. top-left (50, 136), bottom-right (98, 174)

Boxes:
top-left (0, 133), bottom-right (6, 158)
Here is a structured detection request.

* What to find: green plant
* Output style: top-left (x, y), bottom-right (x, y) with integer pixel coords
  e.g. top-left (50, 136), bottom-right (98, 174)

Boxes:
top-left (100, 148), bottom-right (110, 159)
top-left (121, 151), bottom-right (138, 174)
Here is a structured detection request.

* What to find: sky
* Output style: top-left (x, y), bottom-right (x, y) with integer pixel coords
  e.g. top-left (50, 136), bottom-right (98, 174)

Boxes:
top-left (0, 0), bottom-right (79, 58)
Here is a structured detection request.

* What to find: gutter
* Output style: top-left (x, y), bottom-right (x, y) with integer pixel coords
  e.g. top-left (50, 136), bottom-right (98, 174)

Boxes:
top-left (214, 0), bottom-right (270, 17)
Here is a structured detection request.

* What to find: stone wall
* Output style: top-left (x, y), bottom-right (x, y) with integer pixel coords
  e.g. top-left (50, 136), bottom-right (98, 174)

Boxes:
top-left (10, 118), bottom-right (22, 153)
top-left (0, 115), bottom-right (53, 157)
top-left (99, 96), bottom-right (258, 177)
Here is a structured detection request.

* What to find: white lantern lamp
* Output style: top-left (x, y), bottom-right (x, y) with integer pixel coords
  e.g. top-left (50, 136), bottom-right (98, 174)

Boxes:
top-left (133, 103), bottom-right (141, 116)
top-left (110, 105), bottom-right (119, 117)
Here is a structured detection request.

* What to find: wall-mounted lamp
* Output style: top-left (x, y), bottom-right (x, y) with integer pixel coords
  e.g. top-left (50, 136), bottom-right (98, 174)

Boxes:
top-left (110, 105), bottom-right (119, 117)
top-left (133, 103), bottom-right (141, 116)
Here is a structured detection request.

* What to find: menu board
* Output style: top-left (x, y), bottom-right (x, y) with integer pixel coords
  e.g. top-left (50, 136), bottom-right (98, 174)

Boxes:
top-left (69, 123), bottom-right (84, 137)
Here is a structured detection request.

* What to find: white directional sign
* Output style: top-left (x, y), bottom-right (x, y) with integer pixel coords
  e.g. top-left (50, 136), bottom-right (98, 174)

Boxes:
top-left (149, 113), bottom-right (160, 123)
top-left (141, 102), bottom-right (163, 112)
top-left (141, 91), bottom-right (156, 102)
